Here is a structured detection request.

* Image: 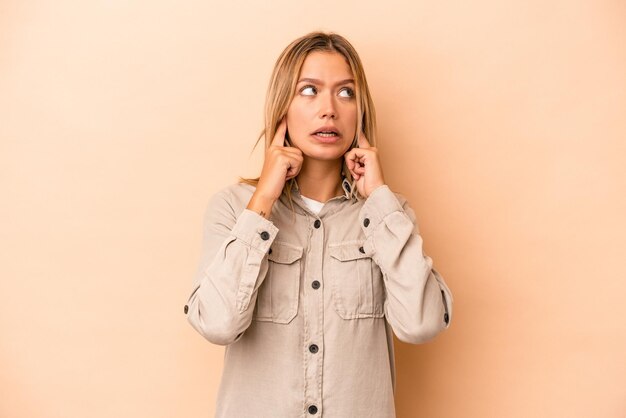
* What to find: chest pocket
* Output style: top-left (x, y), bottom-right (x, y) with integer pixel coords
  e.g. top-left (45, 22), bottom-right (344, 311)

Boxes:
top-left (253, 241), bottom-right (303, 324)
top-left (328, 241), bottom-right (385, 320)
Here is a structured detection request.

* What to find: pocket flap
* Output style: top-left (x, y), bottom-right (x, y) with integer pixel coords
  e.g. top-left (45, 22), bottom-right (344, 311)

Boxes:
top-left (328, 242), bottom-right (369, 262)
top-left (268, 242), bottom-right (303, 264)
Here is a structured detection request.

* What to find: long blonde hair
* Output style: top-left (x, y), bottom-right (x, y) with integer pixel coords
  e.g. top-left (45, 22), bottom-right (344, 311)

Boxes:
top-left (239, 31), bottom-right (377, 209)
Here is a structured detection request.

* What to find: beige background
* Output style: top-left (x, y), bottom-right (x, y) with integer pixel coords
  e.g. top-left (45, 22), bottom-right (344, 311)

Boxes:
top-left (1, 0), bottom-right (625, 417)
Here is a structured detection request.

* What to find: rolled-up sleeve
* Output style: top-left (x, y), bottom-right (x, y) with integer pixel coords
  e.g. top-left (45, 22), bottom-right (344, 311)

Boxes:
top-left (359, 185), bottom-right (453, 344)
top-left (185, 189), bottom-right (278, 345)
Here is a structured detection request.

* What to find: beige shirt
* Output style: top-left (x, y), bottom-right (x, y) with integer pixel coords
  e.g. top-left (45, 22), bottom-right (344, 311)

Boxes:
top-left (185, 179), bottom-right (453, 418)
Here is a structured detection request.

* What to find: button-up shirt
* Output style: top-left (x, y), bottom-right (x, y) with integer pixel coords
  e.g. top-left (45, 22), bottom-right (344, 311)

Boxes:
top-left (185, 179), bottom-right (453, 417)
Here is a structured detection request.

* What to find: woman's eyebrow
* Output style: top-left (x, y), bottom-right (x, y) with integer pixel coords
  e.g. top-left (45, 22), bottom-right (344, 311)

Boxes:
top-left (297, 77), bottom-right (355, 86)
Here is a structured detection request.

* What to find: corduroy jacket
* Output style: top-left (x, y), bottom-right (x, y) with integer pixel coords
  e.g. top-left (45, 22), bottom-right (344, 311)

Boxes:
top-left (185, 178), bottom-right (453, 417)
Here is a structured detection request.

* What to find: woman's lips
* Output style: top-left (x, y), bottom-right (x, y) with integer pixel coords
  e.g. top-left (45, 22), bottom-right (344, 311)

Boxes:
top-left (311, 133), bottom-right (341, 143)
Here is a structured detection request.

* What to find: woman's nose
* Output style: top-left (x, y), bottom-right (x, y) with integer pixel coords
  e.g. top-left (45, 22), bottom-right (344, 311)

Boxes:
top-left (318, 94), bottom-right (337, 119)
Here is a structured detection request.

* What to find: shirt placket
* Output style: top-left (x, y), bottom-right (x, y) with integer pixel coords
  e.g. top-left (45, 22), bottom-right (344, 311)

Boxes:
top-left (303, 213), bottom-right (324, 416)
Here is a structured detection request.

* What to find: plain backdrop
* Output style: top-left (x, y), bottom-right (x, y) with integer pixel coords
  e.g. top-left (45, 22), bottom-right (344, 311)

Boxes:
top-left (1, 0), bottom-right (625, 417)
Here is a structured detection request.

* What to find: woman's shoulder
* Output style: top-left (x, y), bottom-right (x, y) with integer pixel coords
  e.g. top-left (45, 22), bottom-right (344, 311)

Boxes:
top-left (364, 184), bottom-right (410, 208)
top-left (200, 181), bottom-right (257, 223)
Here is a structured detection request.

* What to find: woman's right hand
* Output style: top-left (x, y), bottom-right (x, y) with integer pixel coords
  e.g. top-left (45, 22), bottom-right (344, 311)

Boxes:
top-left (247, 119), bottom-right (303, 217)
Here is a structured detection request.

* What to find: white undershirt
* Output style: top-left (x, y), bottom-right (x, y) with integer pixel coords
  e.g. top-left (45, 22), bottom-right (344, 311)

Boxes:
top-left (300, 195), bottom-right (324, 215)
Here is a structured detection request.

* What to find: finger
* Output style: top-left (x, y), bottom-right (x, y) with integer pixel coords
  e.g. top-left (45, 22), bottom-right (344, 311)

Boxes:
top-left (285, 154), bottom-right (304, 171)
top-left (346, 147), bottom-right (365, 162)
top-left (285, 160), bottom-right (302, 180)
top-left (357, 131), bottom-right (371, 149)
top-left (346, 144), bottom-right (368, 163)
top-left (278, 153), bottom-right (303, 170)
top-left (344, 151), bottom-right (356, 172)
top-left (271, 118), bottom-right (288, 147)
top-left (351, 153), bottom-right (365, 169)
top-left (269, 147), bottom-right (302, 161)
top-left (345, 149), bottom-right (365, 180)
top-left (282, 146), bottom-right (303, 156)
top-left (347, 165), bottom-right (361, 180)
top-left (285, 152), bottom-right (303, 168)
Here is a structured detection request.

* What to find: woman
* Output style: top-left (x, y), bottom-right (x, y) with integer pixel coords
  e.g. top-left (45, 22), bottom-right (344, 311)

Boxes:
top-left (185, 31), bottom-right (453, 417)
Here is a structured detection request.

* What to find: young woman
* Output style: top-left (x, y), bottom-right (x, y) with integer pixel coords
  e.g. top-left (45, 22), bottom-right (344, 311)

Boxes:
top-left (185, 31), bottom-right (453, 417)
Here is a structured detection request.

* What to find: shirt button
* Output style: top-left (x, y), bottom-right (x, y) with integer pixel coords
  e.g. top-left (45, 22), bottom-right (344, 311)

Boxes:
top-left (311, 280), bottom-right (320, 289)
top-left (309, 344), bottom-right (319, 354)
top-left (308, 405), bottom-right (318, 414)
top-left (359, 246), bottom-right (365, 254)
top-left (444, 312), bottom-right (449, 324)
top-left (363, 218), bottom-right (370, 227)
top-left (313, 219), bottom-right (321, 229)
top-left (183, 304), bottom-right (188, 314)
top-left (260, 231), bottom-right (270, 240)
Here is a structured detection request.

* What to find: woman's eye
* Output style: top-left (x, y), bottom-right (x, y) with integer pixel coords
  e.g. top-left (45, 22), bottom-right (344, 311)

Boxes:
top-left (300, 85), bottom-right (317, 96)
top-left (338, 87), bottom-right (355, 98)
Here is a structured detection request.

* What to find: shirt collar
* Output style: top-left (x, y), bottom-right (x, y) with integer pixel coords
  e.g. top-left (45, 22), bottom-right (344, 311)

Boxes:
top-left (291, 175), bottom-right (356, 201)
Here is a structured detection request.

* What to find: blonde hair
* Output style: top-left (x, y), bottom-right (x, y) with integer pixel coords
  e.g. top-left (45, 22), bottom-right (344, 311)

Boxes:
top-left (239, 31), bottom-right (377, 210)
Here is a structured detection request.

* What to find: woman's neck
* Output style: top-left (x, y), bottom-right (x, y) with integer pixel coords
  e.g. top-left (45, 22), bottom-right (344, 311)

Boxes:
top-left (296, 159), bottom-right (344, 203)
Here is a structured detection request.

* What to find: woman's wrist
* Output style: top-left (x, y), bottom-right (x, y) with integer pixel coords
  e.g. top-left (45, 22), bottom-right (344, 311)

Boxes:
top-left (247, 192), bottom-right (276, 219)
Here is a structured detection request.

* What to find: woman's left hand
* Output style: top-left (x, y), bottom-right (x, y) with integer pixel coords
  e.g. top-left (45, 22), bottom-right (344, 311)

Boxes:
top-left (344, 132), bottom-right (386, 198)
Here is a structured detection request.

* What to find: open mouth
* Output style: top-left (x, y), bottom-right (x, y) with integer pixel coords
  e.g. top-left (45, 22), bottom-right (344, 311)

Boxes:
top-left (311, 126), bottom-right (341, 139)
top-left (314, 131), bottom-right (339, 138)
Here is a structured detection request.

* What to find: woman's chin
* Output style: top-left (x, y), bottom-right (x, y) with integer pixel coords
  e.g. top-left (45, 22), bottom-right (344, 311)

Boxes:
top-left (292, 140), bottom-right (349, 161)
top-left (301, 147), bottom-right (346, 162)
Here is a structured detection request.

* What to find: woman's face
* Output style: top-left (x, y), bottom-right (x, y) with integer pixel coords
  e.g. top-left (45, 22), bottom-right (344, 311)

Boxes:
top-left (285, 51), bottom-right (358, 162)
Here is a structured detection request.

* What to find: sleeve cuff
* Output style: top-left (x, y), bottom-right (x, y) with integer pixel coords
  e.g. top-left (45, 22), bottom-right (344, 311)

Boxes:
top-left (359, 185), bottom-right (405, 236)
top-left (230, 209), bottom-right (279, 253)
